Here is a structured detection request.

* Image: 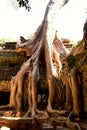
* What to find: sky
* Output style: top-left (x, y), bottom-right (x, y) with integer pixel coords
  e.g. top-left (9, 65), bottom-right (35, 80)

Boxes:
top-left (0, 0), bottom-right (86, 42)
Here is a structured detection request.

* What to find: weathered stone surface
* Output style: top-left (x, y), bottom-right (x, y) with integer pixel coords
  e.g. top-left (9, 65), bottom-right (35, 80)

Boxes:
top-left (0, 43), bottom-right (87, 130)
top-left (42, 123), bottom-right (54, 130)
top-left (72, 52), bottom-right (87, 113)
top-left (0, 51), bottom-right (25, 66)
top-left (0, 81), bottom-right (10, 92)
top-left (0, 116), bottom-right (42, 129)
top-left (55, 126), bottom-right (70, 130)
top-left (80, 122), bottom-right (87, 130)
top-left (83, 97), bottom-right (87, 112)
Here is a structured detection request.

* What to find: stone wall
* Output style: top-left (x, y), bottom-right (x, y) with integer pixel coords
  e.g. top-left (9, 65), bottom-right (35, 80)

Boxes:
top-left (0, 50), bottom-right (26, 106)
top-left (0, 44), bottom-right (87, 113)
top-left (83, 70), bottom-right (87, 113)
top-left (76, 52), bottom-right (87, 114)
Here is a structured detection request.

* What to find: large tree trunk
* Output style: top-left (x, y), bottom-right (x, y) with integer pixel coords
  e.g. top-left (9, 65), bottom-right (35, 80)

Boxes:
top-left (0, 1), bottom-right (82, 129)
top-left (0, 1), bottom-right (84, 129)
top-left (1, 0), bottom-right (79, 120)
top-left (8, 0), bottom-right (69, 117)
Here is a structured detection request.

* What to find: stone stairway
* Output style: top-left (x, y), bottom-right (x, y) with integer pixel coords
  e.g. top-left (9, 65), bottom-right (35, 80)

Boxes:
top-left (0, 115), bottom-right (87, 130)
top-left (41, 117), bottom-right (87, 130)
top-left (42, 123), bottom-right (71, 130)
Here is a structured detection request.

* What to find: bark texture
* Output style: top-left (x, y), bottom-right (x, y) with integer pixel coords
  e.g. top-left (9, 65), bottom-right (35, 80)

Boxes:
top-left (0, 0), bottom-right (84, 129)
top-left (8, 0), bottom-right (69, 117)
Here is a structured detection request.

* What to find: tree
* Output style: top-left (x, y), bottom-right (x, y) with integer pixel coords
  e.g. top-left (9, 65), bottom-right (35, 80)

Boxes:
top-left (0, 0), bottom-right (83, 129)
top-left (17, 0), bottom-right (31, 11)
top-left (9, 0), bottom-right (69, 116)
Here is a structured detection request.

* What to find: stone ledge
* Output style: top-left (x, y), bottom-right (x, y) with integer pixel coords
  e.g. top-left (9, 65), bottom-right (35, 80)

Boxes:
top-left (0, 116), bottom-right (41, 129)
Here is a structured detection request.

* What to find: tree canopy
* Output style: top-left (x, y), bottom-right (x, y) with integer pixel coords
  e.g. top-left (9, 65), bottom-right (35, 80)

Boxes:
top-left (17, 0), bottom-right (31, 11)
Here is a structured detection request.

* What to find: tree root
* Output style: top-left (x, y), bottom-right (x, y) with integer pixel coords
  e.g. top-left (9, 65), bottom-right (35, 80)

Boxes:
top-left (47, 106), bottom-right (68, 116)
top-left (2, 110), bottom-right (25, 118)
top-left (0, 104), bottom-right (14, 111)
top-left (23, 109), bottom-right (48, 119)
top-left (66, 111), bottom-right (81, 130)
top-left (3, 111), bottom-right (16, 117)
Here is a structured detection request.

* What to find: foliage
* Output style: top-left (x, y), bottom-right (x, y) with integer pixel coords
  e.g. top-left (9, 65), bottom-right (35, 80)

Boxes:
top-left (0, 38), bottom-right (16, 44)
top-left (27, 32), bottom-right (35, 39)
top-left (9, 0), bottom-right (19, 10)
top-left (67, 55), bottom-right (76, 71)
top-left (17, 0), bottom-right (31, 11)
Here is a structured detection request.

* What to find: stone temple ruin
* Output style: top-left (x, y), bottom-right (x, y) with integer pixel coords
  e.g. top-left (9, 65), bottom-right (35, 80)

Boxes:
top-left (0, 42), bottom-right (25, 106)
top-left (0, 41), bottom-right (87, 130)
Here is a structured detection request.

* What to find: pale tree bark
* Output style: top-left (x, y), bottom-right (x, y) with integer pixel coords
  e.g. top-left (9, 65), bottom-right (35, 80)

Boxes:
top-left (1, 1), bottom-right (82, 126)
top-left (0, 1), bottom-right (83, 129)
top-left (8, 0), bottom-right (69, 117)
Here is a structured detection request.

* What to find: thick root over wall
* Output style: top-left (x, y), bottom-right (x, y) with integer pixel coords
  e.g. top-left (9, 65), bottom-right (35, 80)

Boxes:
top-left (8, 0), bottom-right (68, 117)
top-left (0, 0), bottom-right (82, 130)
